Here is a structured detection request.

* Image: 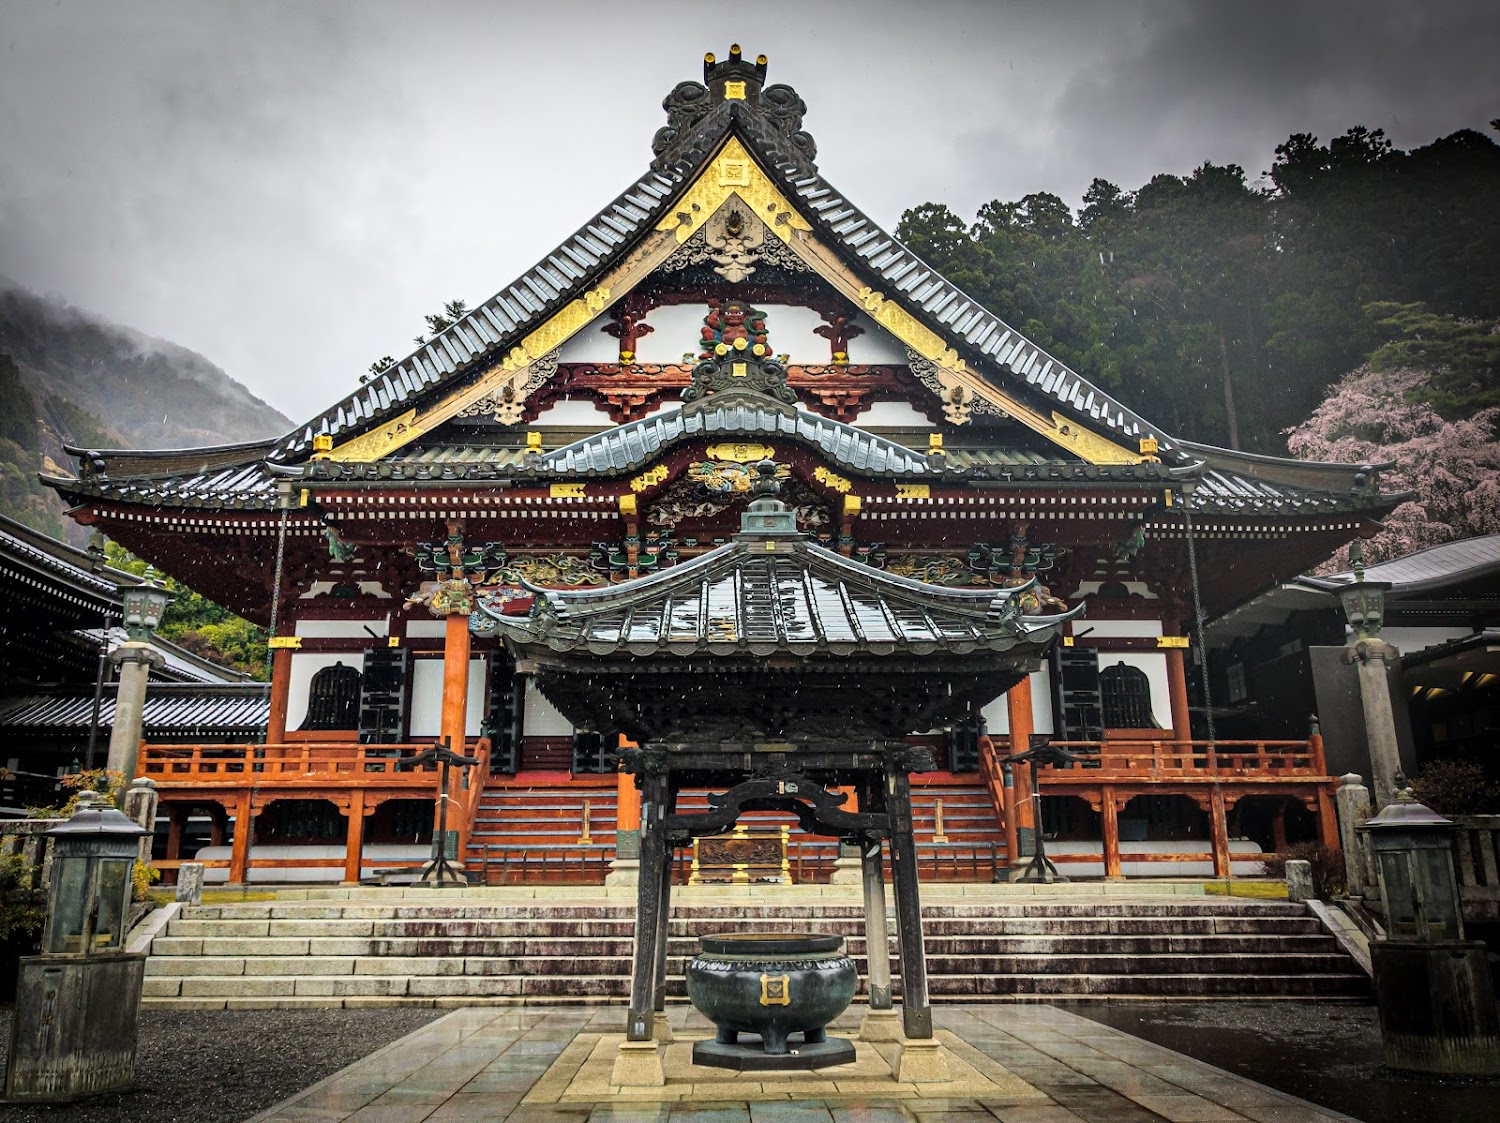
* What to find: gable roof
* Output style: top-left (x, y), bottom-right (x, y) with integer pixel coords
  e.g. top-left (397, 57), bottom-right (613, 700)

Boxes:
top-left (45, 48), bottom-right (1398, 523)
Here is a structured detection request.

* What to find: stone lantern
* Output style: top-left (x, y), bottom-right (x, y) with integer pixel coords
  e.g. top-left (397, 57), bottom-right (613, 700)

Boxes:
top-left (1361, 784), bottom-right (1500, 1075)
top-left (105, 571), bottom-right (171, 781)
top-left (4, 792), bottom-right (151, 1100)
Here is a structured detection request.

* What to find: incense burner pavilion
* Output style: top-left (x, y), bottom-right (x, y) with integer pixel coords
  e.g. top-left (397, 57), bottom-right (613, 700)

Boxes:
top-left (44, 46), bottom-right (1396, 888)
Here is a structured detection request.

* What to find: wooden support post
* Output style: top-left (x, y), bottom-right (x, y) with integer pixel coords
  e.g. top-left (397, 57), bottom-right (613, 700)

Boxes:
top-left (165, 807), bottom-right (184, 862)
top-left (228, 792), bottom-right (253, 886)
top-left (617, 760), bottom-right (641, 835)
top-left (887, 767), bottom-right (932, 1040)
top-left (1272, 802), bottom-right (1289, 854)
top-left (1100, 786), bottom-right (1123, 881)
top-left (861, 838), bottom-right (892, 1010)
top-left (1006, 676), bottom-right (1036, 852)
top-left (652, 784), bottom-right (676, 1019)
top-left (266, 645), bottom-right (293, 744)
top-left (1209, 787), bottom-right (1231, 879)
top-left (343, 789), bottom-right (366, 885)
top-left (1166, 646), bottom-right (1192, 744)
top-left (627, 771), bottom-right (668, 1042)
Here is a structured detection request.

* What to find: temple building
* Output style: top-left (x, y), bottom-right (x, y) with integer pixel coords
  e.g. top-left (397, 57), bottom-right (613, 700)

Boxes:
top-left (42, 46), bottom-right (1397, 885)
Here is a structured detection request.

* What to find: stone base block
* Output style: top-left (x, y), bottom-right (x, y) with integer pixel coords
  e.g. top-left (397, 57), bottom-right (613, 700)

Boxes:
top-left (604, 859), bottom-right (640, 887)
top-left (652, 1010), bottom-right (674, 1043)
top-left (611, 1039), bottom-right (665, 1087)
top-left (827, 856), bottom-right (863, 885)
top-left (859, 1008), bottom-right (904, 1042)
top-left (896, 1036), bottom-right (951, 1083)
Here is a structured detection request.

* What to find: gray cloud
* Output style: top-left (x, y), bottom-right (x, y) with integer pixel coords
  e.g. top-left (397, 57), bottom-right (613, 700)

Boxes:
top-left (0, 0), bottom-right (1495, 426)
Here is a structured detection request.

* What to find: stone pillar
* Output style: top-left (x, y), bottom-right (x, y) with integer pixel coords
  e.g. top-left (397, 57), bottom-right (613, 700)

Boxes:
top-left (1165, 646), bottom-right (1192, 743)
top-left (1336, 773), bottom-right (1374, 898)
top-left (175, 862), bottom-right (205, 904)
top-left (105, 643), bottom-right (164, 782)
top-left (122, 777), bottom-right (158, 866)
top-left (1006, 676), bottom-right (1036, 854)
top-left (265, 643), bottom-right (294, 744)
top-left (1285, 859), bottom-right (1314, 903)
top-left (1348, 639), bottom-right (1403, 809)
top-left (859, 837), bottom-right (901, 1042)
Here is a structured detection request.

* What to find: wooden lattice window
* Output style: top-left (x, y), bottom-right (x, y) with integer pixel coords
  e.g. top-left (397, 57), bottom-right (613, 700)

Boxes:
top-left (299, 661), bottom-right (362, 731)
top-left (1099, 661), bottom-right (1161, 730)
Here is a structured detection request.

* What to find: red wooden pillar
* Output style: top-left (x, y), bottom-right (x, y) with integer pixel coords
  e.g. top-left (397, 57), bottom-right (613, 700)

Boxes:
top-left (266, 645), bottom-right (294, 744)
top-left (1100, 786), bottom-right (1123, 881)
top-left (437, 611), bottom-right (472, 849)
top-left (1316, 786), bottom-right (1340, 856)
top-left (165, 806), bottom-right (185, 862)
top-left (1006, 677), bottom-right (1036, 848)
top-left (343, 789), bottom-right (367, 885)
top-left (1165, 646), bottom-right (1192, 744)
top-left (1209, 788), bottom-right (1231, 879)
top-left (228, 792), bottom-right (253, 886)
top-left (617, 765), bottom-right (641, 835)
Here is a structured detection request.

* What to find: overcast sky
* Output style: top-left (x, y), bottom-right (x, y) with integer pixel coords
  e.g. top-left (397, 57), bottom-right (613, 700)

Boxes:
top-left (2, 0), bottom-right (1496, 425)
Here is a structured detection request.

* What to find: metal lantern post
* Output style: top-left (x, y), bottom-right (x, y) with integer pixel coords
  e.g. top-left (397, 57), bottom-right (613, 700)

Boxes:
top-left (1361, 783), bottom-right (1500, 1075)
top-left (4, 791), bottom-right (150, 1101)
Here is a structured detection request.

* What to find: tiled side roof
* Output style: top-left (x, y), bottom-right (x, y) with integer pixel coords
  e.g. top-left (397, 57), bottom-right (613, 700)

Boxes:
top-left (1301, 533), bottom-right (1500, 593)
top-left (0, 513), bottom-right (135, 602)
top-left (0, 683), bottom-right (269, 733)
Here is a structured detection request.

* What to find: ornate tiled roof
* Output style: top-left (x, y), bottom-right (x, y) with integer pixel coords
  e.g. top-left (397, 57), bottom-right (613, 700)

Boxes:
top-left (44, 49), bottom-right (1398, 525)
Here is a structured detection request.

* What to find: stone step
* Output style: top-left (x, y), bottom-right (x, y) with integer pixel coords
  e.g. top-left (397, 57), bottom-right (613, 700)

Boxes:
top-left (177, 898), bottom-right (1312, 920)
top-left (141, 969), bottom-right (1368, 1004)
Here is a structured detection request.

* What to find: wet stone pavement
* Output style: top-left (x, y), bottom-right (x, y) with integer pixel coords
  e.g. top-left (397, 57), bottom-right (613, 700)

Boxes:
top-left (246, 1004), bottom-right (1369, 1123)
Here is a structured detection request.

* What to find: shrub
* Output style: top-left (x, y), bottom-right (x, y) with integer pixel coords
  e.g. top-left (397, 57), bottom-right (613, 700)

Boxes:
top-left (1410, 760), bottom-right (1500, 816)
top-left (1262, 840), bottom-right (1345, 899)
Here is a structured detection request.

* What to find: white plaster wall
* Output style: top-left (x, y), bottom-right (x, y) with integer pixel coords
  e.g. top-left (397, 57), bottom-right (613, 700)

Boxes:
top-left (1375, 626), bottom-right (1474, 654)
top-left (759, 305), bottom-right (828, 363)
top-left (1075, 581), bottom-right (1158, 600)
top-left (407, 657), bottom-right (488, 737)
top-left (293, 619), bottom-right (387, 639)
top-left (857, 401), bottom-right (936, 428)
top-left (980, 665), bottom-right (1054, 736)
top-left (1079, 619), bottom-right (1163, 638)
top-left (633, 304), bottom-right (709, 363)
top-left (848, 315), bottom-right (909, 365)
top-left (532, 399), bottom-right (614, 427)
top-left (404, 620), bottom-right (447, 639)
top-left (287, 652), bottom-right (365, 730)
top-left (1099, 652), bottom-right (1172, 730)
top-left (556, 313), bottom-right (617, 362)
top-left (522, 678), bottom-right (574, 736)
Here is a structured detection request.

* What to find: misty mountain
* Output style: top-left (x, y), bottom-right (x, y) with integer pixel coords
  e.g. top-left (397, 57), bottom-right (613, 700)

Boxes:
top-left (0, 281), bottom-right (292, 539)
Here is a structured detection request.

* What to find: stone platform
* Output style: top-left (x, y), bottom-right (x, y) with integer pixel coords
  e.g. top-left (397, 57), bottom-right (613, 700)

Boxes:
top-left (245, 1003), bottom-right (1363, 1122)
top-left (141, 883), bottom-right (1367, 1008)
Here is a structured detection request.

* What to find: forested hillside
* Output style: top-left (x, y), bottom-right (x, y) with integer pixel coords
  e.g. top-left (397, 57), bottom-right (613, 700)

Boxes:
top-left (0, 282), bottom-right (291, 538)
top-left (897, 124), bottom-right (1500, 454)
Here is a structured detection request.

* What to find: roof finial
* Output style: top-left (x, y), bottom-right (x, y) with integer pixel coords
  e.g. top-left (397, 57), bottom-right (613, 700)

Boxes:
top-left (1349, 537), bottom-right (1366, 581)
top-left (703, 44), bottom-right (768, 98)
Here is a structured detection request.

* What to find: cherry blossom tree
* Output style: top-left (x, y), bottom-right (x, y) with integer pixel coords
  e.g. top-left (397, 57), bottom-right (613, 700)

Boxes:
top-left (1286, 366), bottom-right (1500, 566)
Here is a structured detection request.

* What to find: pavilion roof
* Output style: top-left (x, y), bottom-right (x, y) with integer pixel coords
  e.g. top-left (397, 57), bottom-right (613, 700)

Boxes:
top-left (475, 499), bottom-right (1077, 659)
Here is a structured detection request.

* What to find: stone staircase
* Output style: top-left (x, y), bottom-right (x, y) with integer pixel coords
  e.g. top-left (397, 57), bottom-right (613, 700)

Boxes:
top-left (139, 893), bottom-right (1368, 1009)
top-left (463, 775), bottom-right (1006, 885)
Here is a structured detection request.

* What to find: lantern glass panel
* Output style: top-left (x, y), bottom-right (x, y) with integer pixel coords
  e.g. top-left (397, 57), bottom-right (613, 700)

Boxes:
top-left (1379, 851), bottom-right (1418, 938)
top-left (94, 858), bottom-right (132, 950)
top-left (1420, 849), bottom-right (1462, 941)
top-left (47, 857), bottom-right (91, 954)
